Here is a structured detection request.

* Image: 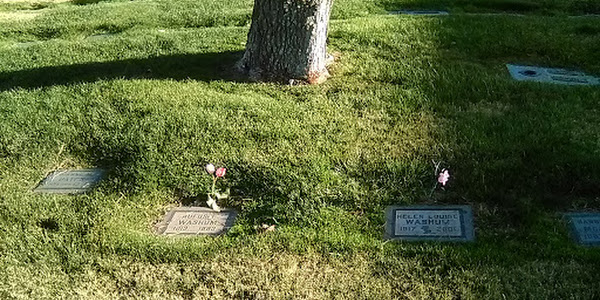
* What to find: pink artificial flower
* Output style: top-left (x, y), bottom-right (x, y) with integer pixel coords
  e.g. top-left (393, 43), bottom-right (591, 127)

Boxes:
top-left (438, 169), bottom-right (450, 186)
top-left (215, 167), bottom-right (226, 178)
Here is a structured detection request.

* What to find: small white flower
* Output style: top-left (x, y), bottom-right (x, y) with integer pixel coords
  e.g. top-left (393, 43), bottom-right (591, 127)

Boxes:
top-left (205, 163), bottom-right (215, 175)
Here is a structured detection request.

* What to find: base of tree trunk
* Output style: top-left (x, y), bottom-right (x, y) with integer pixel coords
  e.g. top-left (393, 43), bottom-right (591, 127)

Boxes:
top-left (238, 0), bottom-right (334, 85)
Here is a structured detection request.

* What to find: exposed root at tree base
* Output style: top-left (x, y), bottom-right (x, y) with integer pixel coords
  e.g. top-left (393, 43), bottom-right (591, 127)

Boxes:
top-left (236, 57), bottom-right (336, 86)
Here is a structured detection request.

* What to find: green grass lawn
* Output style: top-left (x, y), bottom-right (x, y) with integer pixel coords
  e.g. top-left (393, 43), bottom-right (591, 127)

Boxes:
top-left (1, 0), bottom-right (600, 298)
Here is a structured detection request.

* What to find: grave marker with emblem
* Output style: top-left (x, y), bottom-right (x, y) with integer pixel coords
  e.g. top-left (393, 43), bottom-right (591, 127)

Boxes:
top-left (389, 10), bottom-right (449, 16)
top-left (507, 64), bottom-right (599, 86)
top-left (385, 205), bottom-right (474, 242)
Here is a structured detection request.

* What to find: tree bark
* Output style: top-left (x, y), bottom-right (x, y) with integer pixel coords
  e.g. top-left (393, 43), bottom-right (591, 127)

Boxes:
top-left (238, 0), bottom-right (333, 84)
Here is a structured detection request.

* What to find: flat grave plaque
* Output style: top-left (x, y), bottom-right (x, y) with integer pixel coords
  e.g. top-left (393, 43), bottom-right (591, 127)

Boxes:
top-left (156, 207), bottom-right (237, 236)
top-left (34, 169), bottom-right (105, 194)
top-left (385, 205), bottom-right (474, 242)
top-left (565, 213), bottom-right (600, 246)
top-left (390, 10), bottom-right (449, 16)
top-left (15, 41), bottom-right (41, 48)
top-left (87, 33), bottom-right (115, 41)
top-left (507, 64), bottom-right (599, 86)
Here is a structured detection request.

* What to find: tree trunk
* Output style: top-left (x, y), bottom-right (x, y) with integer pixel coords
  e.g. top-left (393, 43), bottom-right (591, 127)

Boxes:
top-left (238, 0), bottom-right (333, 84)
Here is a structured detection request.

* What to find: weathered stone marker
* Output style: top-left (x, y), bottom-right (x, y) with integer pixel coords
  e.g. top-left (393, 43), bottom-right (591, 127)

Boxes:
top-left (34, 169), bottom-right (105, 194)
top-left (389, 10), bottom-right (449, 16)
top-left (87, 33), bottom-right (115, 41)
top-left (565, 213), bottom-right (600, 246)
top-left (507, 64), bottom-right (599, 86)
top-left (385, 205), bottom-right (474, 242)
top-left (156, 207), bottom-right (237, 236)
top-left (15, 41), bottom-right (41, 48)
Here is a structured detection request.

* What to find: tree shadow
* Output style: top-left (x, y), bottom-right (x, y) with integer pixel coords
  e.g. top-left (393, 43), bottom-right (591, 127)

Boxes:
top-left (0, 51), bottom-right (246, 92)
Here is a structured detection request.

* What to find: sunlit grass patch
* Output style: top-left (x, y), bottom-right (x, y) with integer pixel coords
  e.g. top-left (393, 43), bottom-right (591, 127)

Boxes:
top-left (1, 0), bottom-right (600, 298)
top-left (0, 10), bottom-right (40, 21)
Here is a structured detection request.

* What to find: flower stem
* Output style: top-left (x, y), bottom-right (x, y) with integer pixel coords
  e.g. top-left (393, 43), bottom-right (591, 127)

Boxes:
top-left (428, 183), bottom-right (437, 199)
top-left (211, 176), bottom-right (217, 196)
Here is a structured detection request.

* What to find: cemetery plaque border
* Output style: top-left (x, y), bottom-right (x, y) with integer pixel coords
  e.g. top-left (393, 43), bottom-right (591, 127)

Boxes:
top-left (564, 213), bottom-right (600, 247)
top-left (155, 207), bottom-right (237, 236)
top-left (385, 205), bottom-right (474, 242)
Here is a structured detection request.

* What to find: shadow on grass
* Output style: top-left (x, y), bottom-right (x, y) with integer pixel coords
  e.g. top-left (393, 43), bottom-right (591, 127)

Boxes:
top-left (381, 0), bottom-right (599, 14)
top-left (0, 50), bottom-right (246, 92)
top-left (380, 0), bottom-right (541, 13)
top-left (422, 17), bottom-right (600, 222)
top-left (456, 0), bottom-right (542, 12)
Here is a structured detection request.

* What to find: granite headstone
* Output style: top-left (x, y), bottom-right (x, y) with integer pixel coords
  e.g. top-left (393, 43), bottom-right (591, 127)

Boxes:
top-left (385, 205), bottom-right (474, 242)
top-left (34, 169), bottom-right (105, 194)
top-left (507, 64), bottom-right (599, 86)
top-left (565, 213), bottom-right (600, 246)
top-left (156, 207), bottom-right (237, 236)
top-left (390, 10), bottom-right (449, 16)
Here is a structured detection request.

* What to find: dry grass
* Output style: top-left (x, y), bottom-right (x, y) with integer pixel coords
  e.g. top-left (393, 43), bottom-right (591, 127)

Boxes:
top-left (0, 0), bottom-right (68, 3)
top-left (3, 253), bottom-right (392, 299)
top-left (0, 10), bottom-right (40, 21)
top-left (4, 252), bottom-right (597, 299)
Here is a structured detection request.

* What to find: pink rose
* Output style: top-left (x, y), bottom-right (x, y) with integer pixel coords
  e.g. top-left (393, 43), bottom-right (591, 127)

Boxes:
top-left (215, 167), bottom-right (226, 178)
top-left (437, 169), bottom-right (450, 186)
